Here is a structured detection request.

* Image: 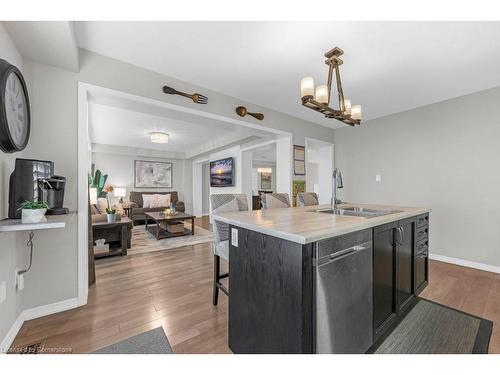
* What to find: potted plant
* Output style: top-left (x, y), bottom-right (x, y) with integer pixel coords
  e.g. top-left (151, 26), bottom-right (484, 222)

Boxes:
top-left (103, 185), bottom-right (117, 223)
top-left (19, 201), bottom-right (49, 224)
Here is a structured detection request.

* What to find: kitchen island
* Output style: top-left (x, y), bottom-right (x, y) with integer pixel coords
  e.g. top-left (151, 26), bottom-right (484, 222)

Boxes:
top-left (212, 203), bottom-right (430, 354)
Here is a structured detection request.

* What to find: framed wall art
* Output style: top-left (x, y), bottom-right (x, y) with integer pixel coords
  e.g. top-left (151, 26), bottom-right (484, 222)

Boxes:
top-left (134, 160), bottom-right (172, 188)
top-left (293, 145), bottom-right (306, 176)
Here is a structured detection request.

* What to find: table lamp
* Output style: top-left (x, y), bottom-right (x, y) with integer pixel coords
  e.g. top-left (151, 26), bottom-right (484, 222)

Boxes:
top-left (114, 188), bottom-right (126, 203)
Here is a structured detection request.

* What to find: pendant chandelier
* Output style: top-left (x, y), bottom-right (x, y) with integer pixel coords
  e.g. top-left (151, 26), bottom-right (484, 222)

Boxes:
top-left (300, 47), bottom-right (362, 126)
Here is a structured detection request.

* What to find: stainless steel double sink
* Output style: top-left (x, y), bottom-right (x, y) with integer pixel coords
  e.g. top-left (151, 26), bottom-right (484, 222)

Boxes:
top-left (314, 206), bottom-right (402, 218)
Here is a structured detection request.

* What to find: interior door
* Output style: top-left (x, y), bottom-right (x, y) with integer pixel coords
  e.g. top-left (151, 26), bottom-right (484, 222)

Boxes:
top-left (373, 222), bottom-right (397, 340)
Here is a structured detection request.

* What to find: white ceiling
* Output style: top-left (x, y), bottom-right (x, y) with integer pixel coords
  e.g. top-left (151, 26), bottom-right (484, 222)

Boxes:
top-left (88, 94), bottom-right (275, 159)
top-left (75, 21), bottom-right (500, 128)
top-left (5, 21), bottom-right (79, 72)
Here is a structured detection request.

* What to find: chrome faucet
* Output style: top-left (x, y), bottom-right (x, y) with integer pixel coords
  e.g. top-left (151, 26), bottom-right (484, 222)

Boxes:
top-left (331, 168), bottom-right (343, 210)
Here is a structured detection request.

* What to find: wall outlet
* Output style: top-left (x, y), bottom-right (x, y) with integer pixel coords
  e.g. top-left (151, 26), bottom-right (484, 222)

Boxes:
top-left (0, 281), bottom-right (6, 304)
top-left (231, 228), bottom-right (238, 247)
top-left (375, 174), bottom-right (382, 182)
top-left (14, 268), bottom-right (24, 291)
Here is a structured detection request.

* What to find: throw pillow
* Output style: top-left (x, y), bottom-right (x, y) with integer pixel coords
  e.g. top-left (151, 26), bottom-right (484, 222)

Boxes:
top-left (156, 194), bottom-right (171, 208)
top-left (142, 194), bottom-right (156, 208)
top-left (113, 202), bottom-right (124, 215)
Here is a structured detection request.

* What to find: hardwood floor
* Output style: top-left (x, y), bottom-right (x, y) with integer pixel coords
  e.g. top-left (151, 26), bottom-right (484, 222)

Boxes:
top-left (419, 260), bottom-right (500, 353)
top-left (10, 218), bottom-right (500, 353)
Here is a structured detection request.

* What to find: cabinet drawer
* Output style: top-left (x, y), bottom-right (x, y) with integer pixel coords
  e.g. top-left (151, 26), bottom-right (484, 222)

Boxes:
top-left (316, 229), bottom-right (372, 261)
top-left (416, 213), bottom-right (429, 228)
top-left (416, 239), bottom-right (429, 255)
top-left (415, 251), bottom-right (428, 293)
top-left (416, 225), bottom-right (429, 242)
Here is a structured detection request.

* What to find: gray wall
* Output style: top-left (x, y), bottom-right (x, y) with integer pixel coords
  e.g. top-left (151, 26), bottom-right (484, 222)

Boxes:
top-left (91, 147), bottom-right (186, 202)
top-left (334, 86), bottom-right (500, 268)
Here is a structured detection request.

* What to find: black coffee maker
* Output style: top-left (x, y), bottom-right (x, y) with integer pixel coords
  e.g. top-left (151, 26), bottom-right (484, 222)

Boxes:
top-left (38, 176), bottom-right (69, 215)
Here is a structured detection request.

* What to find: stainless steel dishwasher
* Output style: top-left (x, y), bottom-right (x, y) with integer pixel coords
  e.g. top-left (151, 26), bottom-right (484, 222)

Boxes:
top-left (314, 229), bottom-right (373, 354)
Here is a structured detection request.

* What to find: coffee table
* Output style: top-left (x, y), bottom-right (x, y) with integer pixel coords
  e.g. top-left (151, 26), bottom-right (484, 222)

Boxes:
top-left (145, 211), bottom-right (196, 240)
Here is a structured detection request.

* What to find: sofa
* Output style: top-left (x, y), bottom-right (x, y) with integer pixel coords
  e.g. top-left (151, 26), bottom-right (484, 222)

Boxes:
top-left (129, 191), bottom-right (185, 224)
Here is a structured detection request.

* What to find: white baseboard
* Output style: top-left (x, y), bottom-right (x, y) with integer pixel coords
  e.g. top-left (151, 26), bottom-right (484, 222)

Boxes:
top-left (430, 253), bottom-right (500, 274)
top-left (0, 314), bottom-right (24, 354)
top-left (22, 298), bottom-right (78, 321)
top-left (0, 297), bottom-right (78, 353)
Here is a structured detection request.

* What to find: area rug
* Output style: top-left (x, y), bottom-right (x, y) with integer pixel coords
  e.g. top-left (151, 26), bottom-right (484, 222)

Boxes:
top-left (371, 298), bottom-right (492, 354)
top-left (128, 222), bottom-right (213, 255)
top-left (93, 328), bottom-right (174, 354)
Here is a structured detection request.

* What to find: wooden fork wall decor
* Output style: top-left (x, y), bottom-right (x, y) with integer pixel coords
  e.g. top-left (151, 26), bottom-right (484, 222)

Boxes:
top-left (235, 106), bottom-right (264, 121)
top-left (162, 85), bottom-right (208, 104)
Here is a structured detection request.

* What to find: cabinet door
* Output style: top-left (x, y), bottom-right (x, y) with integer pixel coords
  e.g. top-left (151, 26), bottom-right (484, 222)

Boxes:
top-left (373, 222), bottom-right (398, 341)
top-left (397, 218), bottom-right (415, 312)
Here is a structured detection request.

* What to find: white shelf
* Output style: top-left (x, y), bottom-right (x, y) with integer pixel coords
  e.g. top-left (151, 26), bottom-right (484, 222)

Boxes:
top-left (0, 215), bottom-right (68, 233)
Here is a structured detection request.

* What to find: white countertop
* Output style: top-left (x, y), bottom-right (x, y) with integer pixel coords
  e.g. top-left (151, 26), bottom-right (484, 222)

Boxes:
top-left (0, 212), bottom-right (74, 233)
top-left (212, 203), bottom-right (430, 244)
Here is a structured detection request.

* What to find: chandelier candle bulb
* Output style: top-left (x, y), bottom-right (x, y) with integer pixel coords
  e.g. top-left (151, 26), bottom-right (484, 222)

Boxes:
top-left (300, 77), bottom-right (314, 99)
top-left (343, 99), bottom-right (352, 115)
top-left (315, 85), bottom-right (329, 104)
top-left (351, 105), bottom-right (362, 120)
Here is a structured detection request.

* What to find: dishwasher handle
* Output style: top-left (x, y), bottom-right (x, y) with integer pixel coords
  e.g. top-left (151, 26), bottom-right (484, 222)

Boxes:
top-left (316, 241), bottom-right (372, 267)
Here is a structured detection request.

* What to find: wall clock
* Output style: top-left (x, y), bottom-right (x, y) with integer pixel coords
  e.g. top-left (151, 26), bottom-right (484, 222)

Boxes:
top-left (0, 59), bottom-right (31, 153)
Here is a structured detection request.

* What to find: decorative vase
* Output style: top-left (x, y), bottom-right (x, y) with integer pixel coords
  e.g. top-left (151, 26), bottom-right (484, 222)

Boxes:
top-left (21, 208), bottom-right (47, 224)
top-left (106, 213), bottom-right (116, 223)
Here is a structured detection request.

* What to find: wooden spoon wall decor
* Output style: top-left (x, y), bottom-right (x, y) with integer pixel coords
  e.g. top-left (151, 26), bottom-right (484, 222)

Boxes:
top-left (235, 106), bottom-right (264, 120)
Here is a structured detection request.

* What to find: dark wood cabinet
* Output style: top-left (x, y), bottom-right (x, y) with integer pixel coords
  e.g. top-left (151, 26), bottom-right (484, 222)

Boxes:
top-left (397, 217), bottom-right (416, 311)
top-left (373, 222), bottom-right (398, 341)
top-left (373, 216), bottom-right (418, 341)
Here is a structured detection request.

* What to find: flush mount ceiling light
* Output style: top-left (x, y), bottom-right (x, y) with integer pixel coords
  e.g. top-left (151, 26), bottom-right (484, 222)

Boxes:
top-left (150, 132), bottom-right (169, 144)
top-left (300, 47), bottom-right (362, 126)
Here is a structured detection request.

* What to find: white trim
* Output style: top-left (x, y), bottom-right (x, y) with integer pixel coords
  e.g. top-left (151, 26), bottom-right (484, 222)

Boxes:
top-left (22, 298), bottom-right (79, 321)
top-left (430, 253), bottom-right (500, 274)
top-left (77, 82), bottom-right (90, 307)
top-left (0, 314), bottom-right (24, 354)
top-left (240, 139), bottom-right (276, 152)
top-left (0, 298), bottom-right (78, 354)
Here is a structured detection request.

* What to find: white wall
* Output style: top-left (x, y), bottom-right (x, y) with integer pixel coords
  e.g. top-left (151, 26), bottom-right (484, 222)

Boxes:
top-left (317, 146), bottom-right (333, 204)
top-left (275, 136), bottom-right (292, 197)
top-left (201, 162), bottom-right (210, 215)
top-left (91, 147), bottom-right (185, 202)
top-left (306, 163), bottom-right (319, 195)
top-left (0, 23), bottom-right (25, 349)
top-left (334, 86), bottom-right (500, 269)
top-left (240, 151), bottom-right (253, 210)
